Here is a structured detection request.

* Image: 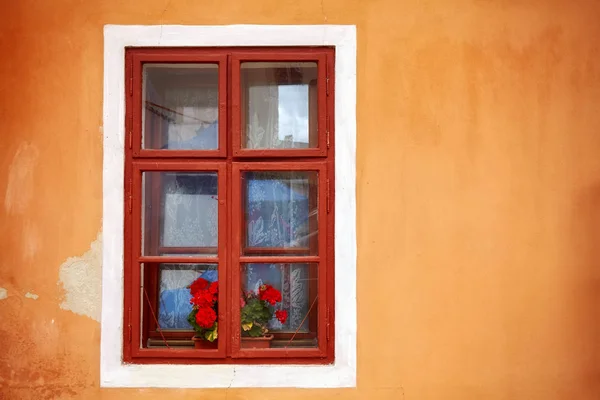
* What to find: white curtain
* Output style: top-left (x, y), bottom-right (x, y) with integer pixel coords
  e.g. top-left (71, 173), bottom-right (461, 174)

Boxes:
top-left (246, 85), bottom-right (280, 149)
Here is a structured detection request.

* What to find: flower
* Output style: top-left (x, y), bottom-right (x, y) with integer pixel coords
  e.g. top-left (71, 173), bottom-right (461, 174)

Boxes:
top-left (191, 288), bottom-right (216, 308)
top-left (208, 281), bottom-right (218, 295)
top-left (189, 277), bottom-right (209, 295)
top-left (188, 278), bottom-right (219, 338)
top-left (240, 282), bottom-right (286, 338)
top-left (275, 309), bottom-right (288, 324)
top-left (258, 284), bottom-right (282, 306)
top-left (195, 306), bottom-right (217, 328)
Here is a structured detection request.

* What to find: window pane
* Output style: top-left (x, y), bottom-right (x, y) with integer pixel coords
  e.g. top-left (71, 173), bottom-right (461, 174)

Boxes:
top-left (242, 171), bottom-right (318, 256)
top-left (141, 263), bottom-right (218, 348)
top-left (142, 172), bottom-right (218, 256)
top-left (143, 64), bottom-right (219, 150)
top-left (158, 264), bottom-right (218, 330)
top-left (241, 263), bottom-right (318, 349)
top-left (241, 62), bottom-right (318, 149)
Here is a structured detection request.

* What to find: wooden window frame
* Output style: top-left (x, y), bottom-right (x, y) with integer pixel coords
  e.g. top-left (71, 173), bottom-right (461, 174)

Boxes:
top-left (123, 47), bottom-right (335, 365)
top-left (231, 162), bottom-right (328, 359)
top-left (231, 50), bottom-right (329, 158)
top-left (130, 51), bottom-right (228, 158)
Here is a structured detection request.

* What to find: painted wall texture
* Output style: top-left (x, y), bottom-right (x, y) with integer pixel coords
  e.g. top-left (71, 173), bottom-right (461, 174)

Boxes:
top-left (1, 0), bottom-right (600, 399)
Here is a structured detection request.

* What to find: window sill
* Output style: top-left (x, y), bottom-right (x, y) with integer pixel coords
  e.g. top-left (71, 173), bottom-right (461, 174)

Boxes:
top-left (101, 362), bottom-right (355, 388)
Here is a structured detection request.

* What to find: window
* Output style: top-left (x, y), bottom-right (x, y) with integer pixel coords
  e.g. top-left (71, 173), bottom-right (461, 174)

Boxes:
top-left (123, 47), bottom-right (335, 364)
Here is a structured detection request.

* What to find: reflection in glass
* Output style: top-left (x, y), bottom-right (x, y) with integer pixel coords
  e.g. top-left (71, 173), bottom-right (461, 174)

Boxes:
top-left (241, 263), bottom-right (318, 348)
top-left (142, 172), bottom-right (218, 256)
top-left (241, 62), bottom-right (318, 149)
top-left (243, 171), bottom-right (318, 255)
top-left (143, 64), bottom-right (219, 150)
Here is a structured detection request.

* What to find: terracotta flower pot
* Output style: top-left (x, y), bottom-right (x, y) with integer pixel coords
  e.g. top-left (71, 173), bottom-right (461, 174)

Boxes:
top-left (241, 334), bottom-right (274, 349)
top-left (192, 336), bottom-right (218, 349)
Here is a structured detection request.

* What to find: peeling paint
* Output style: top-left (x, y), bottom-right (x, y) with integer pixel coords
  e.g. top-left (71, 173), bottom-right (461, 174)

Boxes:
top-left (25, 292), bottom-right (39, 300)
top-left (0, 287), bottom-right (7, 300)
top-left (4, 142), bottom-right (40, 215)
top-left (58, 232), bottom-right (102, 322)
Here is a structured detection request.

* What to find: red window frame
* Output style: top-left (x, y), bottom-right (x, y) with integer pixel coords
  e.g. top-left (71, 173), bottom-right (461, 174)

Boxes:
top-left (231, 51), bottom-right (328, 158)
top-left (123, 47), bottom-right (335, 365)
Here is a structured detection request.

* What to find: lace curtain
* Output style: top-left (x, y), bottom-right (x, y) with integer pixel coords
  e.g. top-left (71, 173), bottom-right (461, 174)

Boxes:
top-left (155, 173), bottom-right (219, 329)
top-left (246, 85), bottom-right (281, 149)
top-left (244, 67), bottom-right (312, 150)
top-left (156, 174), bottom-right (312, 332)
top-left (244, 172), bottom-right (312, 331)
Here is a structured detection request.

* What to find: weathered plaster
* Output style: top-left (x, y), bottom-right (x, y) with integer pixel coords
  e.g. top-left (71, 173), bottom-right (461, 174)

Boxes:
top-left (4, 142), bottom-right (39, 215)
top-left (3, 1), bottom-right (600, 399)
top-left (58, 232), bottom-right (102, 322)
top-left (0, 287), bottom-right (7, 300)
top-left (24, 292), bottom-right (39, 300)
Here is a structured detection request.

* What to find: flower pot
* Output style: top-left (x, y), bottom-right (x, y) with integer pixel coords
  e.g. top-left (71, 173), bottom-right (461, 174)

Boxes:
top-left (241, 334), bottom-right (274, 349)
top-left (192, 336), bottom-right (218, 349)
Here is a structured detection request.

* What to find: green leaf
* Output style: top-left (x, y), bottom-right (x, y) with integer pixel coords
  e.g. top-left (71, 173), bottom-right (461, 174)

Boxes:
top-left (204, 323), bottom-right (218, 342)
top-left (187, 309), bottom-right (203, 334)
top-left (242, 322), bottom-right (253, 331)
top-left (248, 324), bottom-right (264, 337)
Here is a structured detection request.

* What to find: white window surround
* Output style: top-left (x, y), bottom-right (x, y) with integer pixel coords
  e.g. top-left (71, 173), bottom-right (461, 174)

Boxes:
top-left (101, 24), bottom-right (356, 388)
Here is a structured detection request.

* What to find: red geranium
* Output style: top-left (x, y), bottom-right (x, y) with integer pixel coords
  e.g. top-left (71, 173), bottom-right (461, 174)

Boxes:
top-left (195, 306), bottom-right (217, 328)
top-left (189, 277), bottom-right (209, 295)
top-left (208, 281), bottom-right (218, 296)
top-left (191, 289), bottom-right (215, 308)
top-left (258, 284), bottom-right (282, 306)
top-left (275, 309), bottom-right (288, 324)
top-left (241, 283), bottom-right (285, 338)
top-left (188, 277), bottom-right (219, 342)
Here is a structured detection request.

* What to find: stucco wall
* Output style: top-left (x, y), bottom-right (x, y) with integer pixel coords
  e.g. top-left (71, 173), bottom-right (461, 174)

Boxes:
top-left (2, 1), bottom-right (600, 399)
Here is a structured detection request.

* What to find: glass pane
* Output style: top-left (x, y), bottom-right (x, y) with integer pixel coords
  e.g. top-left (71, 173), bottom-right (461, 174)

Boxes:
top-left (241, 62), bottom-right (318, 149)
top-left (241, 263), bottom-right (318, 349)
top-left (143, 64), bottom-right (219, 150)
top-left (141, 263), bottom-right (218, 348)
top-left (242, 171), bottom-right (318, 256)
top-left (142, 172), bottom-right (218, 256)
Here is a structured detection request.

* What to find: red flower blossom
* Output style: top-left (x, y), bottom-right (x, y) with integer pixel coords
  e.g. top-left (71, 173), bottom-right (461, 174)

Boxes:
top-left (189, 277), bottom-right (209, 295)
top-left (208, 281), bottom-right (218, 296)
top-left (195, 306), bottom-right (217, 328)
top-left (275, 309), bottom-right (288, 324)
top-left (258, 284), bottom-right (282, 306)
top-left (191, 289), bottom-right (216, 308)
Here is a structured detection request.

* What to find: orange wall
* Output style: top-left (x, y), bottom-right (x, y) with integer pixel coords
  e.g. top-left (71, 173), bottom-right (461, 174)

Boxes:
top-left (2, 0), bottom-right (600, 399)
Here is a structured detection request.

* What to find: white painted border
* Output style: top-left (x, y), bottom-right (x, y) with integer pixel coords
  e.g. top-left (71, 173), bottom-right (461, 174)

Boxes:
top-left (101, 25), bottom-right (356, 388)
